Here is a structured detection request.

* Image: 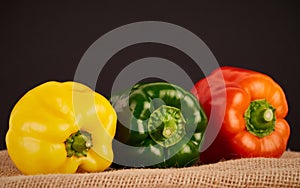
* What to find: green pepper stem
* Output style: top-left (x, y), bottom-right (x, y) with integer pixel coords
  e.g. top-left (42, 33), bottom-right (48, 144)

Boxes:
top-left (148, 105), bottom-right (186, 148)
top-left (65, 130), bottom-right (92, 157)
top-left (163, 127), bottom-right (173, 138)
top-left (162, 120), bottom-right (176, 138)
top-left (244, 99), bottom-right (276, 138)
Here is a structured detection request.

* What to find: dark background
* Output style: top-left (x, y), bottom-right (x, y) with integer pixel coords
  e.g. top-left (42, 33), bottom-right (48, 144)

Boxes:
top-left (0, 1), bottom-right (299, 151)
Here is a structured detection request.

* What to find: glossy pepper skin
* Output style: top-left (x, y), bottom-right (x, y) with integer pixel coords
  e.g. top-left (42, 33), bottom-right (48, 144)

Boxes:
top-left (191, 66), bottom-right (290, 163)
top-left (6, 81), bottom-right (117, 174)
top-left (111, 82), bottom-right (207, 168)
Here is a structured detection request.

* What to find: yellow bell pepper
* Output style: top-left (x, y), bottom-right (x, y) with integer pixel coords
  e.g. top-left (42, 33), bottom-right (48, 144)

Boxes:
top-left (5, 81), bottom-right (117, 174)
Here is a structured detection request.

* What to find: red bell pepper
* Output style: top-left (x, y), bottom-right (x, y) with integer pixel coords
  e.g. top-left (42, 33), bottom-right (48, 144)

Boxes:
top-left (191, 66), bottom-right (290, 163)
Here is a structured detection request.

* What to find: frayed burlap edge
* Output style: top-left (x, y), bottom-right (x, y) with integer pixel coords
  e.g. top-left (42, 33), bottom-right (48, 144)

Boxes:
top-left (1, 150), bottom-right (299, 188)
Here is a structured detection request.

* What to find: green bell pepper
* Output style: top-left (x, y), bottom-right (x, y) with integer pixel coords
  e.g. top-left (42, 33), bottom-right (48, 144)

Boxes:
top-left (111, 82), bottom-right (207, 168)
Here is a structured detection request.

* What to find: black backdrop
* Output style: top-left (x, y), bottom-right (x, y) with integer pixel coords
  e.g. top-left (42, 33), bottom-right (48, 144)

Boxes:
top-left (0, 1), bottom-right (299, 151)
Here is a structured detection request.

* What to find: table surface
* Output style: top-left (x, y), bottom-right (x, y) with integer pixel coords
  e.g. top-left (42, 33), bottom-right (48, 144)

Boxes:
top-left (1, 150), bottom-right (300, 188)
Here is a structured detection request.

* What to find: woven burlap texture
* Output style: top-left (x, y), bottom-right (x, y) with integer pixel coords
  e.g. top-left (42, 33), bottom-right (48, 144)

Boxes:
top-left (0, 150), bottom-right (299, 188)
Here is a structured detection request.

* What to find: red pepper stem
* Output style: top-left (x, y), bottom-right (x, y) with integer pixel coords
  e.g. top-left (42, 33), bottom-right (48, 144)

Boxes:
top-left (244, 99), bottom-right (276, 138)
top-left (251, 108), bottom-right (274, 128)
top-left (65, 130), bottom-right (93, 157)
top-left (148, 105), bottom-right (186, 148)
top-left (263, 109), bottom-right (273, 122)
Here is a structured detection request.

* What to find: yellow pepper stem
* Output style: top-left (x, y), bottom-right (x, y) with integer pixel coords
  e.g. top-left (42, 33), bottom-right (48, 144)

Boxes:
top-left (65, 131), bottom-right (93, 157)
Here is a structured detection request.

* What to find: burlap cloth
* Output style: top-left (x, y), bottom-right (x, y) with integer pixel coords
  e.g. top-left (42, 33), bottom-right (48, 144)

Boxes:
top-left (0, 150), bottom-right (299, 188)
